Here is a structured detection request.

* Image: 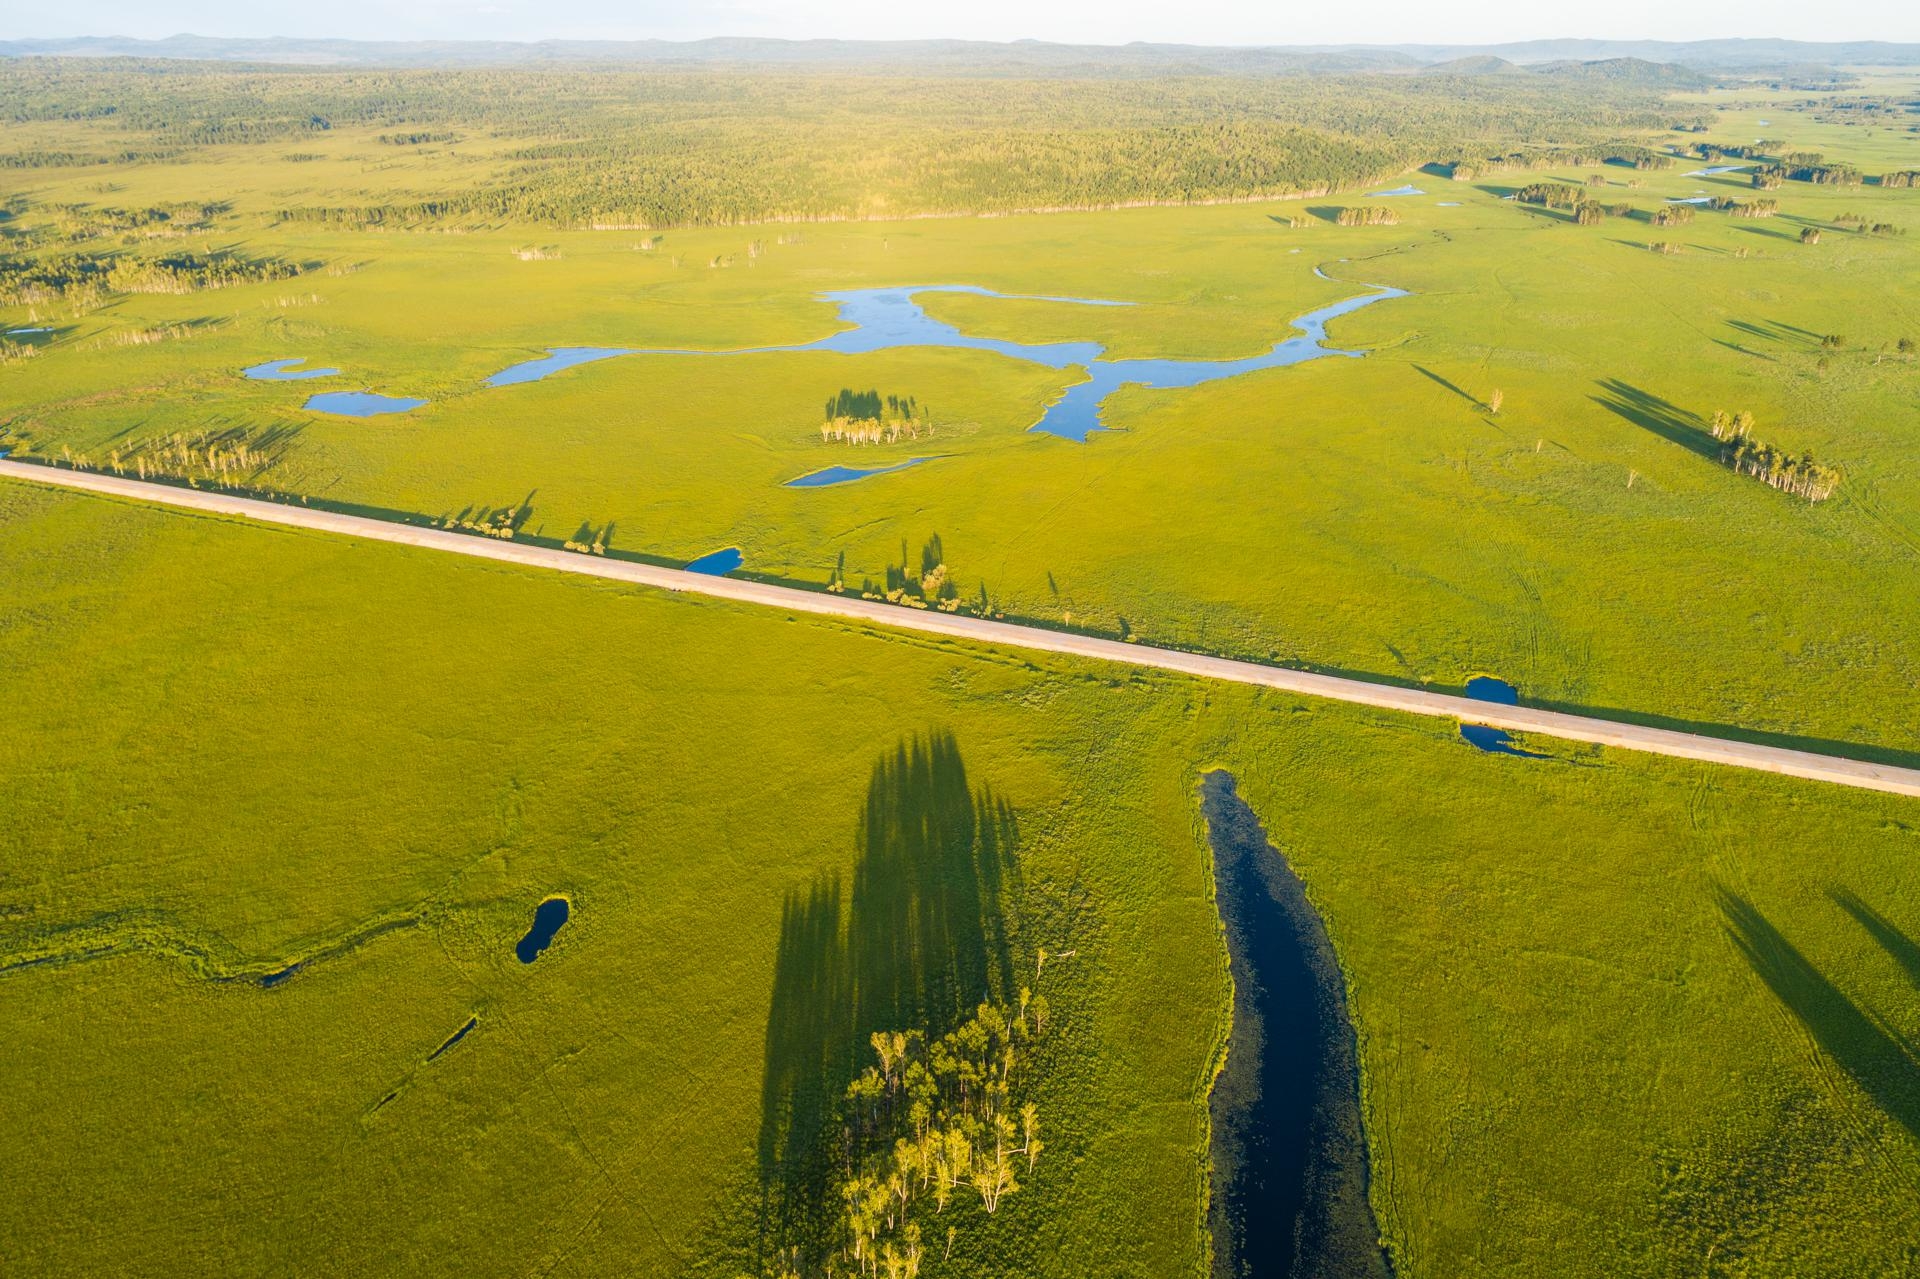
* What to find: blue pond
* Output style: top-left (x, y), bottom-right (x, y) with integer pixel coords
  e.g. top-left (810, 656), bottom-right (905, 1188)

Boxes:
top-left (244, 357), bottom-right (339, 381)
top-left (786, 457), bottom-right (936, 487)
top-left (1685, 165), bottom-right (1750, 176)
top-left (304, 390), bottom-right (430, 417)
top-left (516, 897), bottom-right (570, 964)
top-left (486, 346), bottom-right (635, 387)
top-left (685, 546), bottom-right (744, 575)
top-left (1460, 676), bottom-right (1547, 758)
top-left (1367, 184), bottom-right (1426, 197)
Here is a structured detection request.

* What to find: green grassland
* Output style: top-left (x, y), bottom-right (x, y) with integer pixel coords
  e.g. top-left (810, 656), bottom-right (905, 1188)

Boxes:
top-left (6, 85), bottom-right (1920, 756)
top-left (4, 70), bottom-right (1920, 1277)
top-left (4, 471), bottom-right (1919, 1277)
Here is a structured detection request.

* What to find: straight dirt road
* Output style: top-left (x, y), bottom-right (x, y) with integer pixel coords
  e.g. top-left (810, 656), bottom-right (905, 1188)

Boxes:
top-left (6, 458), bottom-right (1918, 800)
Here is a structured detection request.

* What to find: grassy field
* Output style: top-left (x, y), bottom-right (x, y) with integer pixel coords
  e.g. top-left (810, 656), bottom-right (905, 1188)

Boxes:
top-left (4, 72), bottom-right (1920, 1278)
top-left (6, 84), bottom-right (1919, 761)
top-left (5, 476), bottom-right (1919, 1277)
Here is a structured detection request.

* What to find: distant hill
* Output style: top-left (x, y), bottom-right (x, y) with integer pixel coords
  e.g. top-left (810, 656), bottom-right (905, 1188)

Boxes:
top-left (1417, 55), bottom-right (1529, 77)
top-left (0, 34), bottom-right (1914, 74)
top-left (1530, 57), bottom-right (1715, 88)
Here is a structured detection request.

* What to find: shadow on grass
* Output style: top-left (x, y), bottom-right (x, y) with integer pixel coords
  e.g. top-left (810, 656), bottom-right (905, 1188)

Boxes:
top-left (1831, 888), bottom-right (1920, 991)
top-left (1410, 364), bottom-right (1482, 408)
top-left (1718, 886), bottom-right (1920, 1141)
top-left (755, 730), bottom-right (1018, 1260)
top-left (1727, 318), bottom-right (1815, 348)
top-left (1712, 338), bottom-right (1777, 362)
top-left (1589, 377), bottom-right (1717, 459)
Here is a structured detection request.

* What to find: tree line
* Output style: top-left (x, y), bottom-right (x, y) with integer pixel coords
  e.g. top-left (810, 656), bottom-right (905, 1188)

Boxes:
top-left (0, 60), bottom-right (1680, 230)
top-left (0, 248), bottom-right (304, 307)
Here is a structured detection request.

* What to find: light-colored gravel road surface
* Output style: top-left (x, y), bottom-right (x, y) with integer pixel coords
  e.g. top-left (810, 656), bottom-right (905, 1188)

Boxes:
top-left (6, 459), bottom-right (1917, 799)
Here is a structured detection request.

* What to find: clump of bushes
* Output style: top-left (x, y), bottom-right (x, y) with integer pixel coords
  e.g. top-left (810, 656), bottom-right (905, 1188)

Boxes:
top-left (1333, 206), bottom-right (1398, 226)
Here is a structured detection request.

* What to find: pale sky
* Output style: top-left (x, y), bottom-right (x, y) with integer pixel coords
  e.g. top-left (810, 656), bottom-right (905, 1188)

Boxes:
top-left (6, 0), bottom-right (1919, 46)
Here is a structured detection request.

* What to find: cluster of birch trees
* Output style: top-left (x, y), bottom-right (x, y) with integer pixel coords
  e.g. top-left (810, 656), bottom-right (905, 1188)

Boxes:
top-left (822, 390), bottom-right (930, 445)
top-left (1707, 411), bottom-right (1840, 501)
top-left (813, 994), bottom-right (1049, 1278)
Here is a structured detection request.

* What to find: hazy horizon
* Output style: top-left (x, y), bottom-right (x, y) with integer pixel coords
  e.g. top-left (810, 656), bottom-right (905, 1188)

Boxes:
top-left (8, 1), bottom-right (1920, 49)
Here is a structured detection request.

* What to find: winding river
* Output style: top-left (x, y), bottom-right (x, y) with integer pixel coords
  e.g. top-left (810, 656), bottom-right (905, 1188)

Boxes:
top-left (267, 275), bottom-right (1408, 443)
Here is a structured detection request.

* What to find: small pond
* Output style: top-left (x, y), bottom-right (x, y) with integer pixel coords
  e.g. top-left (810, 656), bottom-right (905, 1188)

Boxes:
top-left (1366, 184), bottom-right (1425, 197)
top-left (1460, 676), bottom-right (1547, 757)
top-left (684, 546), bottom-right (744, 575)
top-left (1667, 196), bottom-right (1714, 206)
top-left (1202, 771), bottom-right (1392, 1279)
top-left (1685, 165), bottom-right (1750, 177)
top-left (785, 457), bottom-right (935, 488)
top-left (304, 390), bottom-right (429, 417)
top-left (244, 357), bottom-right (339, 381)
top-left (516, 897), bottom-right (571, 964)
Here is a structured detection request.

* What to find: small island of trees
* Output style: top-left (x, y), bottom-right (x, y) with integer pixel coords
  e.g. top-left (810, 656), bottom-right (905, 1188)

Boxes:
top-left (1333, 206), bottom-right (1399, 226)
top-left (803, 996), bottom-right (1047, 1279)
top-left (823, 388), bottom-right (932, 445)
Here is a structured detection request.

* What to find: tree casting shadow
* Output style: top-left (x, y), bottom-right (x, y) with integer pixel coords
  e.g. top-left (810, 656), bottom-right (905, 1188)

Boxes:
top-left (755, 730), bottom-right (1019, 1257)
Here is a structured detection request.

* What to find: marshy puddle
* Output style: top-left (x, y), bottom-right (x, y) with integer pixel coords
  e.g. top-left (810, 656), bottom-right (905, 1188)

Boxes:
top-left (304, 390), bottom-right (429, 417)
top-left (1667, 196), bottom-right (1714, 206)
top-left (1685, 165), bottom-right (1751, 177)
top-left (427, 1016), bottom-right (478, 1061)
top-left (244, 357), bottom-right (339, 381)
top-left (516, 897), bottom-right (570, 964)
top-left (1460, 676), bottom-right (1547, 758)
top-left (1436, 201), bottom-right (1462, 207)
top-left (1202, 771), bottom-right (1391, 1279)
top-left (784, 457), bottom-right (935, 487)
top-left (1366, 184), bottom-right (1425, 197)
top-left (684, 546), bottom-right (744, 575)
top-left (486, 346), bottom-right (635, 387)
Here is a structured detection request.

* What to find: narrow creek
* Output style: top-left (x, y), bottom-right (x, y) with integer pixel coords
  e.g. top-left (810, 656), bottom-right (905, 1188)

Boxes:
top-left (1201, 770), bottom-right (1392, 1279)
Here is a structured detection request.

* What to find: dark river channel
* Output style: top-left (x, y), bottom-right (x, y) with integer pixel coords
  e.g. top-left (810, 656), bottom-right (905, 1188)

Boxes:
top-left (1201, 771), bottom-right (1392, 1279)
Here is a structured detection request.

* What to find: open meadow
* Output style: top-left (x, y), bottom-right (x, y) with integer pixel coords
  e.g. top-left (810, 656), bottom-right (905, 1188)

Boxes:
top-left (3, 53), bottom-right (1919, 1278)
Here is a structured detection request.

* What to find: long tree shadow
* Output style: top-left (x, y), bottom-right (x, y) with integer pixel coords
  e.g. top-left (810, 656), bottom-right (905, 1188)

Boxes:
top-left (1830, 887), bottom-right (1920, 992)
top-left (755, 731), bottom-right (1019, 1260)
top-left (1590, 378), bottom-right (1717, 459)
top-left (1727, 318), bottom-right (1816, 348)
top-left (1717, 886), bottom-right (1920, 1141)
top-left (1411, 364), bottom-right (1482, 408)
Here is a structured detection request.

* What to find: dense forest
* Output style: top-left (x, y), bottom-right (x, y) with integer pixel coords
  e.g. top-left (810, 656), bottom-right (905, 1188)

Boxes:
top-left (0, 60), bottom-right (1676, 228)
